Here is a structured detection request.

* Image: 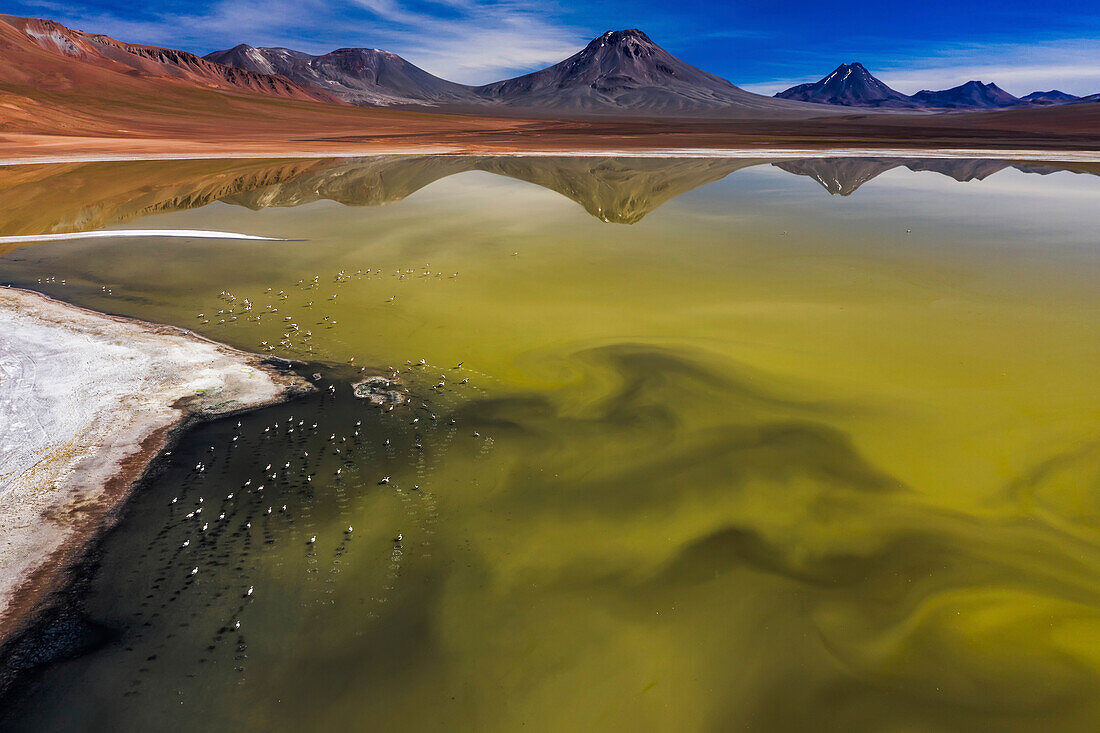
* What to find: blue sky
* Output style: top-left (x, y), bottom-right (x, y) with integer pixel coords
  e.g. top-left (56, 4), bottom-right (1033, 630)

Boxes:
top-left (9, 0), bottom-right (1100, 94)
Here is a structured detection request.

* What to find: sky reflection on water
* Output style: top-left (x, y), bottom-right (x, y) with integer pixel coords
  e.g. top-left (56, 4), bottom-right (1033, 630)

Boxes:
top-left (2, 156), bottom-right (1100, 732)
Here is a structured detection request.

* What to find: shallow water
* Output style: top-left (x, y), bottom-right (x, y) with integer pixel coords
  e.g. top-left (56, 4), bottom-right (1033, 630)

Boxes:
top-left (2, 156), bottom-right (1100, 731)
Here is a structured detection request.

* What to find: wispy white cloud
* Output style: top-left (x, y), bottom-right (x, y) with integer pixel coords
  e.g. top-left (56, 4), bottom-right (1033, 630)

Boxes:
top-left (742, 38), bottom-right (1100, 97)
top-left (347, 0), bottom-right (588, 82)
top-left (18, 0), bottom-right (588, 84)
top-left (24, 0), bottom-right (327, 51)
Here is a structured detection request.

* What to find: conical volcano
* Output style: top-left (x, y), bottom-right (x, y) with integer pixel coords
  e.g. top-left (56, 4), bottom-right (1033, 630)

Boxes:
top-left (473, 29), bottom-right (821, 116)
top-left (776, 63), bottom-right (916, 108)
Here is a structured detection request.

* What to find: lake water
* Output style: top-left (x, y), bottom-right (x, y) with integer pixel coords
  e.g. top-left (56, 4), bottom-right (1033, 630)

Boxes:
top-left (2, 155), bottom-right (1100, 731)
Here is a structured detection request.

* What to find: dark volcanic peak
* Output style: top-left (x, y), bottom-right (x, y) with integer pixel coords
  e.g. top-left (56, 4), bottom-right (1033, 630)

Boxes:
top-left (471, 28), bottom-right (822, 116)
top-left (205, 44), bottom-right (477, 106)
top-left (910, 80), bottom-right (1019, 109)
top-left (775, 62), bottom-right (917, 108)
top-left (1019, 89), bottom-right (1079, 105)
top-left (475, 29), bottom-right (710, 98)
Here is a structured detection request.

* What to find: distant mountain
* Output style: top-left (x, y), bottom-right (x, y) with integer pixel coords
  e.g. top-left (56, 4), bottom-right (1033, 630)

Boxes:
top-left (776, 68), bottom-right (1090, 111)
top-left (204, 45), bottom-right (478, 107)
top-left (775, 63), bottom-right (917, 108)
top-left (1019, 90), bottom-right (1079, 105)
top-left (0, 14), bottom-right (337, 104)
top-left (208, 29), bottom-right (828, 117)
top-left (909, 81), bottom-right (1018, 109)
top-left (775, 67), bottom-right (1019, 110)
top-left (471, 29), bottom-right (816, 116)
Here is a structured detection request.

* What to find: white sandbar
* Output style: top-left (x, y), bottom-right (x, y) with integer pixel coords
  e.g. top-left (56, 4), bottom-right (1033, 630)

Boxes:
top-left (0, 229), bottom-right (291, 245)
top-left (0, 287), bottom-right (309, 643)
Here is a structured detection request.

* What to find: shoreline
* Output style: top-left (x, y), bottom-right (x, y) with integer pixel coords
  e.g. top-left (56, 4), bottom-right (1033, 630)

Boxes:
top-left (4, 146), bottom-right (1100, 166)
top-left (0, 287), bottom-right (313, 673)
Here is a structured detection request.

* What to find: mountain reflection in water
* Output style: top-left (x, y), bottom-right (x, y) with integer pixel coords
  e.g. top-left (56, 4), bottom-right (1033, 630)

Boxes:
top-left (1, 155), bottom-right (1098, 243)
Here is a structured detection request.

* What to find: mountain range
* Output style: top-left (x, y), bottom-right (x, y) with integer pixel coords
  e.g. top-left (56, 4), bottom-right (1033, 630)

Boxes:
top-left (205, 30), bottom-right (822, 117)
top-left (2, 11), bottom-right (1098, 134)
top-left (201, 35), bottom-right (1097, 115)
top-left (1, 15), bottom-right (336, 104)
top-left (0, 14), bottom-right (840, 119)
top-left (776, 63), bottom-right (1094, 110)
top-left (203, 45), bottom-right (476, 107)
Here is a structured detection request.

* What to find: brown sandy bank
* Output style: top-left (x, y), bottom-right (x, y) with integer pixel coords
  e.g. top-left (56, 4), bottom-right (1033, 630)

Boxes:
top-left (1, 98), bottom-right (1100, 165)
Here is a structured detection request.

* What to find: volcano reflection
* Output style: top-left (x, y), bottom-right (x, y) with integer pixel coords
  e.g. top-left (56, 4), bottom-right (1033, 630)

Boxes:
top-left (2, 155), bottom-right (1097, 243)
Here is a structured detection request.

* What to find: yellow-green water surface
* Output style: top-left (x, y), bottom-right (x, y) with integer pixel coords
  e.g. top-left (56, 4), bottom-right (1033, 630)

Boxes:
top-left (1, 156), bottom-right (1100, 731)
